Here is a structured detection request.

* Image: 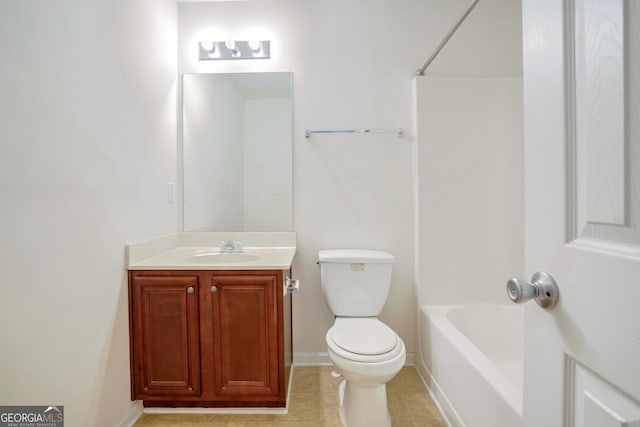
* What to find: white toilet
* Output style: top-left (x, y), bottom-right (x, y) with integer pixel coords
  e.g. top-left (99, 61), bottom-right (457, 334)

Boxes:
top-left (318, 249), bottom-right (406, 427)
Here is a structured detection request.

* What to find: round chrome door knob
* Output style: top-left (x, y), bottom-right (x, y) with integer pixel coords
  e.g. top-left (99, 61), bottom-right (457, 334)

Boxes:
top-left (506, 271), bottom-right (559, 310)
top-left (187, 286), bottom-right (195, 294)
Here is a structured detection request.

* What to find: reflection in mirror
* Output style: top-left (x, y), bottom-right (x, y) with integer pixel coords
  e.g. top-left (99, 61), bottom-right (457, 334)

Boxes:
top-left (182, 72), bottom-right (292, 232)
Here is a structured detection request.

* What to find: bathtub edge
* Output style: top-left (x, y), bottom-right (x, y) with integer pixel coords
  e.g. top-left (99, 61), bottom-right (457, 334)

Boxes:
top-left (415, 356), bottom-right (464, 427)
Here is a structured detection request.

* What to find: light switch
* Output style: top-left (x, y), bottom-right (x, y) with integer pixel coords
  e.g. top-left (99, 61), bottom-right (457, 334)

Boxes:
top-left (168, 182), bottom-right (175, 204)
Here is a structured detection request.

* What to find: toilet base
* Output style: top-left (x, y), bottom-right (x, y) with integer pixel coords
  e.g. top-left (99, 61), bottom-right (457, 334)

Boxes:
top-left (338, 379), bottom-right (391, 427)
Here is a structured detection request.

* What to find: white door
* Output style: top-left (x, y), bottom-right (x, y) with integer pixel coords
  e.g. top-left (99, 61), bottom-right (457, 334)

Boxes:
top-left (522, 0), bottom-right (640, 426)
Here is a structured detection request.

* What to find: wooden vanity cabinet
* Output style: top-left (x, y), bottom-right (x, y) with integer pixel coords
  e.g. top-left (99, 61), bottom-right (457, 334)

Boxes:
top-left (128, 269), bottom-right (290, 407)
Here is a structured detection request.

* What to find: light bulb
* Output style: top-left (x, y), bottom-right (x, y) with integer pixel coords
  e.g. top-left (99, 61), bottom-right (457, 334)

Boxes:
top-left (225, 40), bottom-right (240, 57)
top-left (248, 39), bottom-right (261, 53)
top-left (200, 40), bottom-right (215, 52)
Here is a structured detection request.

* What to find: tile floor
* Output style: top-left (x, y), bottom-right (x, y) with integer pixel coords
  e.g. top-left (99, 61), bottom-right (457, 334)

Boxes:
top-left (134, 366), bottom-right (446, 427)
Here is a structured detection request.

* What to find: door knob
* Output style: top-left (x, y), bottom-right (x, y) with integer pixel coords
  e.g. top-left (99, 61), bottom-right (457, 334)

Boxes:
top-left (506, 271), bottom-right (559, 310)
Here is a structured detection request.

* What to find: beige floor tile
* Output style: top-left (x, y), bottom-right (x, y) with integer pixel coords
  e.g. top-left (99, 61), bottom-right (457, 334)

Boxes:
top-left (290, 366), bottom-right (320, 394)
top-left (393, 367), bottom-right (429, 392)
top-left (388, 393), bottom-right (413, 424)
top-left (278, 391), bottom-right (320, 423)
top-left (317, 367), bottom-right (342, 393)
top-left (403, 390), bottom-right (447, 426)
top-left (273, 422), bottom-right (323, 427)
top-left (137, 414), bottom-right (196, 423)
top-left (321, 413), bottom-right (342, 426)
top-left (133, 366), bottom-right (445, 427)
top-left (176, 422), bottom-right (227, 427)
top-left (135, 414), bottom-right (222, 426)
top-left (391, 422), bottom-right (418, 427)
top-left (225, 423), bottom-right (275, 427)
top-left (212, 414), bottom-right (276, 422)
top-left (129, 420), bottom-right (157, 427)
top-left (320, 395), bottom-right (339, 419)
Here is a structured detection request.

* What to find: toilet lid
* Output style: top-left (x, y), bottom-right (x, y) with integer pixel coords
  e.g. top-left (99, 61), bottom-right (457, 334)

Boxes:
top-left (329, 318), bottom-right (398, 355)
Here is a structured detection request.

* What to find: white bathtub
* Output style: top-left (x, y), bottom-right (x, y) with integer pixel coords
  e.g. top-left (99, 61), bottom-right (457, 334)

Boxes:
top-left (417, 303), bottom-right (524, 427)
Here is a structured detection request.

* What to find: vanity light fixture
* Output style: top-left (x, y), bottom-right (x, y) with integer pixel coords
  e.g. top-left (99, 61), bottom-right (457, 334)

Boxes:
top-left (198, 39), bottom-right (271, 61)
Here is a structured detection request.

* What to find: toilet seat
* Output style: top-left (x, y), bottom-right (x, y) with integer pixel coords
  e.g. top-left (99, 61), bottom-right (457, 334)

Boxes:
top-left (327, 318), bottom-right (403, 363)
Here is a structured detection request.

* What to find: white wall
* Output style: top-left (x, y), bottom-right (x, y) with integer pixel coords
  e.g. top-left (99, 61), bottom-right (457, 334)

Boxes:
top-left (0, 1), bottom-right (177, 426)
top-left (177, 0), bottom-right (523, 360)
top-left (414, 76), bottom-right (524, 305)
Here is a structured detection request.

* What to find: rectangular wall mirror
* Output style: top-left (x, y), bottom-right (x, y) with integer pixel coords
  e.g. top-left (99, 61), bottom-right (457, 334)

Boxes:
top-left (182, 72), bottom-right (293, 232)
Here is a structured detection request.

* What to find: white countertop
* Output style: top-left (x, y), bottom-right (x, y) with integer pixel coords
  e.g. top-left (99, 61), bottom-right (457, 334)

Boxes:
top-left (126, 232), bottom-right (296, 270)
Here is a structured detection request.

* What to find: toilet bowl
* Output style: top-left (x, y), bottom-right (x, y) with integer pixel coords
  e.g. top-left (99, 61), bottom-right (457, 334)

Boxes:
top-left (326, 318), bottom-right (406, 427)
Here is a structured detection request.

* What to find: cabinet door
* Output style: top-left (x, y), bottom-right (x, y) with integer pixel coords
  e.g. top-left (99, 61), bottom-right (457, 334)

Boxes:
top-left (130, 274), bottom-right (201, 399)
top-left (209, 272), bottom-right (281, 398)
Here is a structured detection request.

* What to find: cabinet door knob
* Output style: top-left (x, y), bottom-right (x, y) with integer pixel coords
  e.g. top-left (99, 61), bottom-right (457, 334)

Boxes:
top-left (211, 285), bottom-right (218, 293)
top-left (187, 286), bottom-right (195, 294)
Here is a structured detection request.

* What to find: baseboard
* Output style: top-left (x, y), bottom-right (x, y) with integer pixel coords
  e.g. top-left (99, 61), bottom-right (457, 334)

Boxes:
top-left (415, 355), bottom-right (463, 427)
top-left (293, 352), bottom-right (333, 366)
top-left (405, 352), bottom-right (416, 366)
top-left (143, 407), bottom-right (288, 415)
top-left (118, 401), bottom-right (143, 427)
top-left (293, 352), bottom-right (416, 366)
top-left (129, 369), bottom-right (295, 417)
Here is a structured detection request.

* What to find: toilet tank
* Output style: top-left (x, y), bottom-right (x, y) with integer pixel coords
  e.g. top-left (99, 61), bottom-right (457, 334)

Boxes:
top-left (318, 249), bottom-right (394, 317)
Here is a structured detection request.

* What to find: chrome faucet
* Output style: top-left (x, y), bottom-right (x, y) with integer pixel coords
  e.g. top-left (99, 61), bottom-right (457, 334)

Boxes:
top-left (220, 239), bottom-right (243, 253)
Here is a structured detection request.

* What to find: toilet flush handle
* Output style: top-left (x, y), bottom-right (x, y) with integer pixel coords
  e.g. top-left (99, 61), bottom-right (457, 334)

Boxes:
top-left (285, 277), bottom-right (299, 294)
top-left (506, 271), bottom-right (559, 310)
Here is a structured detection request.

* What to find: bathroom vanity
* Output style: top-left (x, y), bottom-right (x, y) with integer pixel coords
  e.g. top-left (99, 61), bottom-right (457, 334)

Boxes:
top-left (126, 232), bottom-right (296, 408)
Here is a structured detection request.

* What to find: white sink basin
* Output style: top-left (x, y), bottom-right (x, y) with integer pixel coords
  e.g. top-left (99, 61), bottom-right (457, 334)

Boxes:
top-left (182, 252), bottom-right (261, 264)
